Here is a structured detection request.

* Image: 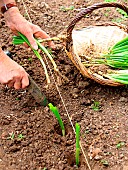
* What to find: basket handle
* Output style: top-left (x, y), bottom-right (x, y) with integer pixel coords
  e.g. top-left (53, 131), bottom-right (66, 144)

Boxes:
top-left (66, 2), bottom-right (128, 44)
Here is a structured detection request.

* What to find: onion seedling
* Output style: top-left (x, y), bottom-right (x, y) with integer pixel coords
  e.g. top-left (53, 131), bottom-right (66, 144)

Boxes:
top-left (75, 123), bottom-right (80, 167)
top-left (48, 103), bottom-right (65, 136)
top-left (13, 32), bottom-right (59, 84)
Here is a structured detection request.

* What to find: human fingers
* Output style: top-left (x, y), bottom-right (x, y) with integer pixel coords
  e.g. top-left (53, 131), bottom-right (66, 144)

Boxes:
top-left (7, 80), bottom-right (15, 88)
top-left (11, 29), bottom-right (19, 36)
top-left (21, 74), bottom-right (29, 89)
top-left (34, 30), bottom-right (55, 49)
top-left (23, 42), bottom-right (32, 51)
top-left (14, 79), bottom-right (22, 90)
top-left (21, 28), bottom-right (38, 50)
top-left (11, 29), bottom-right (33, 49)
top-left (13, 70), bottom-right (28, 90)
top-left (13, 71), bottom-right (29, 90)
top-left (23, 42), bottom-right (29, 48)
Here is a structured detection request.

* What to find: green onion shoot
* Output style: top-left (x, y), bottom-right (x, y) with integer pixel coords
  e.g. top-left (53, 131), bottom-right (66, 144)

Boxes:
top-left (105, 70), bottom-right (128, 84)
top-left (13, 32), bottom-right (59, 84)
top-left (75, 123), bottom-right (80, 167)
top-left (48, 103), bottom-right (65, 136)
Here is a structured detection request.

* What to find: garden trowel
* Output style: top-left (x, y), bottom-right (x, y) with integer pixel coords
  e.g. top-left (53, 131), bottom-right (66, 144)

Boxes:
top-left (27, 76), bottom-right (48, 106)
top-left (5, 50), bottom-right (48, 106)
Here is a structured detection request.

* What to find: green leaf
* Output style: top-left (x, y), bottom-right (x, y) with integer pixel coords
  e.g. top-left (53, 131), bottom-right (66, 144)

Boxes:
top-left (75, 123), bottom-right (80, 167)
top-left (7, 133), bottom-right (15, 140)
top-left (116, 8), bottom-right (128, 18)
top-left (105, 73), bottom-right (128, 84)
top-left (111, 36), bottom-right (128, 49)
top-left (48, 103), bottom-right (65, 136)
top-left (101, 160), bottom-right (109, 166)
top-left (116, 142), bottom-right (125, 149)
top-left (18, 134), bottom-right (24, 139)
top-left (92, 101), bottom-right (100, 111)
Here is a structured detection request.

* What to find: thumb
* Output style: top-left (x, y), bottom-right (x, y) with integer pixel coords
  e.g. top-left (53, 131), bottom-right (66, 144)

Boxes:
top-left (21, 74), bottom-right (29, 89)
top-left (25, 32), bottom-right (38, 50)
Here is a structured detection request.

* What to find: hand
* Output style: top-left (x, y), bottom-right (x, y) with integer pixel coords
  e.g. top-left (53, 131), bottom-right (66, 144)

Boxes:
top-left (4, 7), bottom-right (55, 50)
top-left (0, 51), bottom-right (29, 89)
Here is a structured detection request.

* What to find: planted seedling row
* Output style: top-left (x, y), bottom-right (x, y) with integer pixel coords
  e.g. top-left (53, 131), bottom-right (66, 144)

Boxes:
top-left (13, 33), bottom-right (82, 167)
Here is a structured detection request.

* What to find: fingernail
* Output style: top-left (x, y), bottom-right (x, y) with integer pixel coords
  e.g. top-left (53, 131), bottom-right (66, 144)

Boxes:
top-left (32, 44), bottom-right (38, 50)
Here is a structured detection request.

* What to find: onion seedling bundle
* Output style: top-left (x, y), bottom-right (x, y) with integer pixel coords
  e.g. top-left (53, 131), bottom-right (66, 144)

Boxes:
top-left (48, 103), bottom-right (65, 136)
top-left (75, 123), bottom-right (80, 167)
top-left (83, 36), bottom-right (128, 84)
top-left (102, 36), bottom-right (128, 69)
top-left (104, 37), bottom-right (128, 84)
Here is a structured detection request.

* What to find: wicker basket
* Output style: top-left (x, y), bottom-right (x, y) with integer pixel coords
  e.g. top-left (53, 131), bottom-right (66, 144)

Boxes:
top-left (64, 2), bottom-right (128, 86)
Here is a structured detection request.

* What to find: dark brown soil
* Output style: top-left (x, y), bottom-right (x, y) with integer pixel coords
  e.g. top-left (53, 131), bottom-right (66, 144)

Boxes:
top-left (0, 0), bottom-right (128, 170)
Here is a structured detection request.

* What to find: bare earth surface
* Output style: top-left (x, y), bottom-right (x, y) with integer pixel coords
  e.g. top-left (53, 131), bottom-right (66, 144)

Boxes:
top-left (0, 0), bottom-right (128, 170)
